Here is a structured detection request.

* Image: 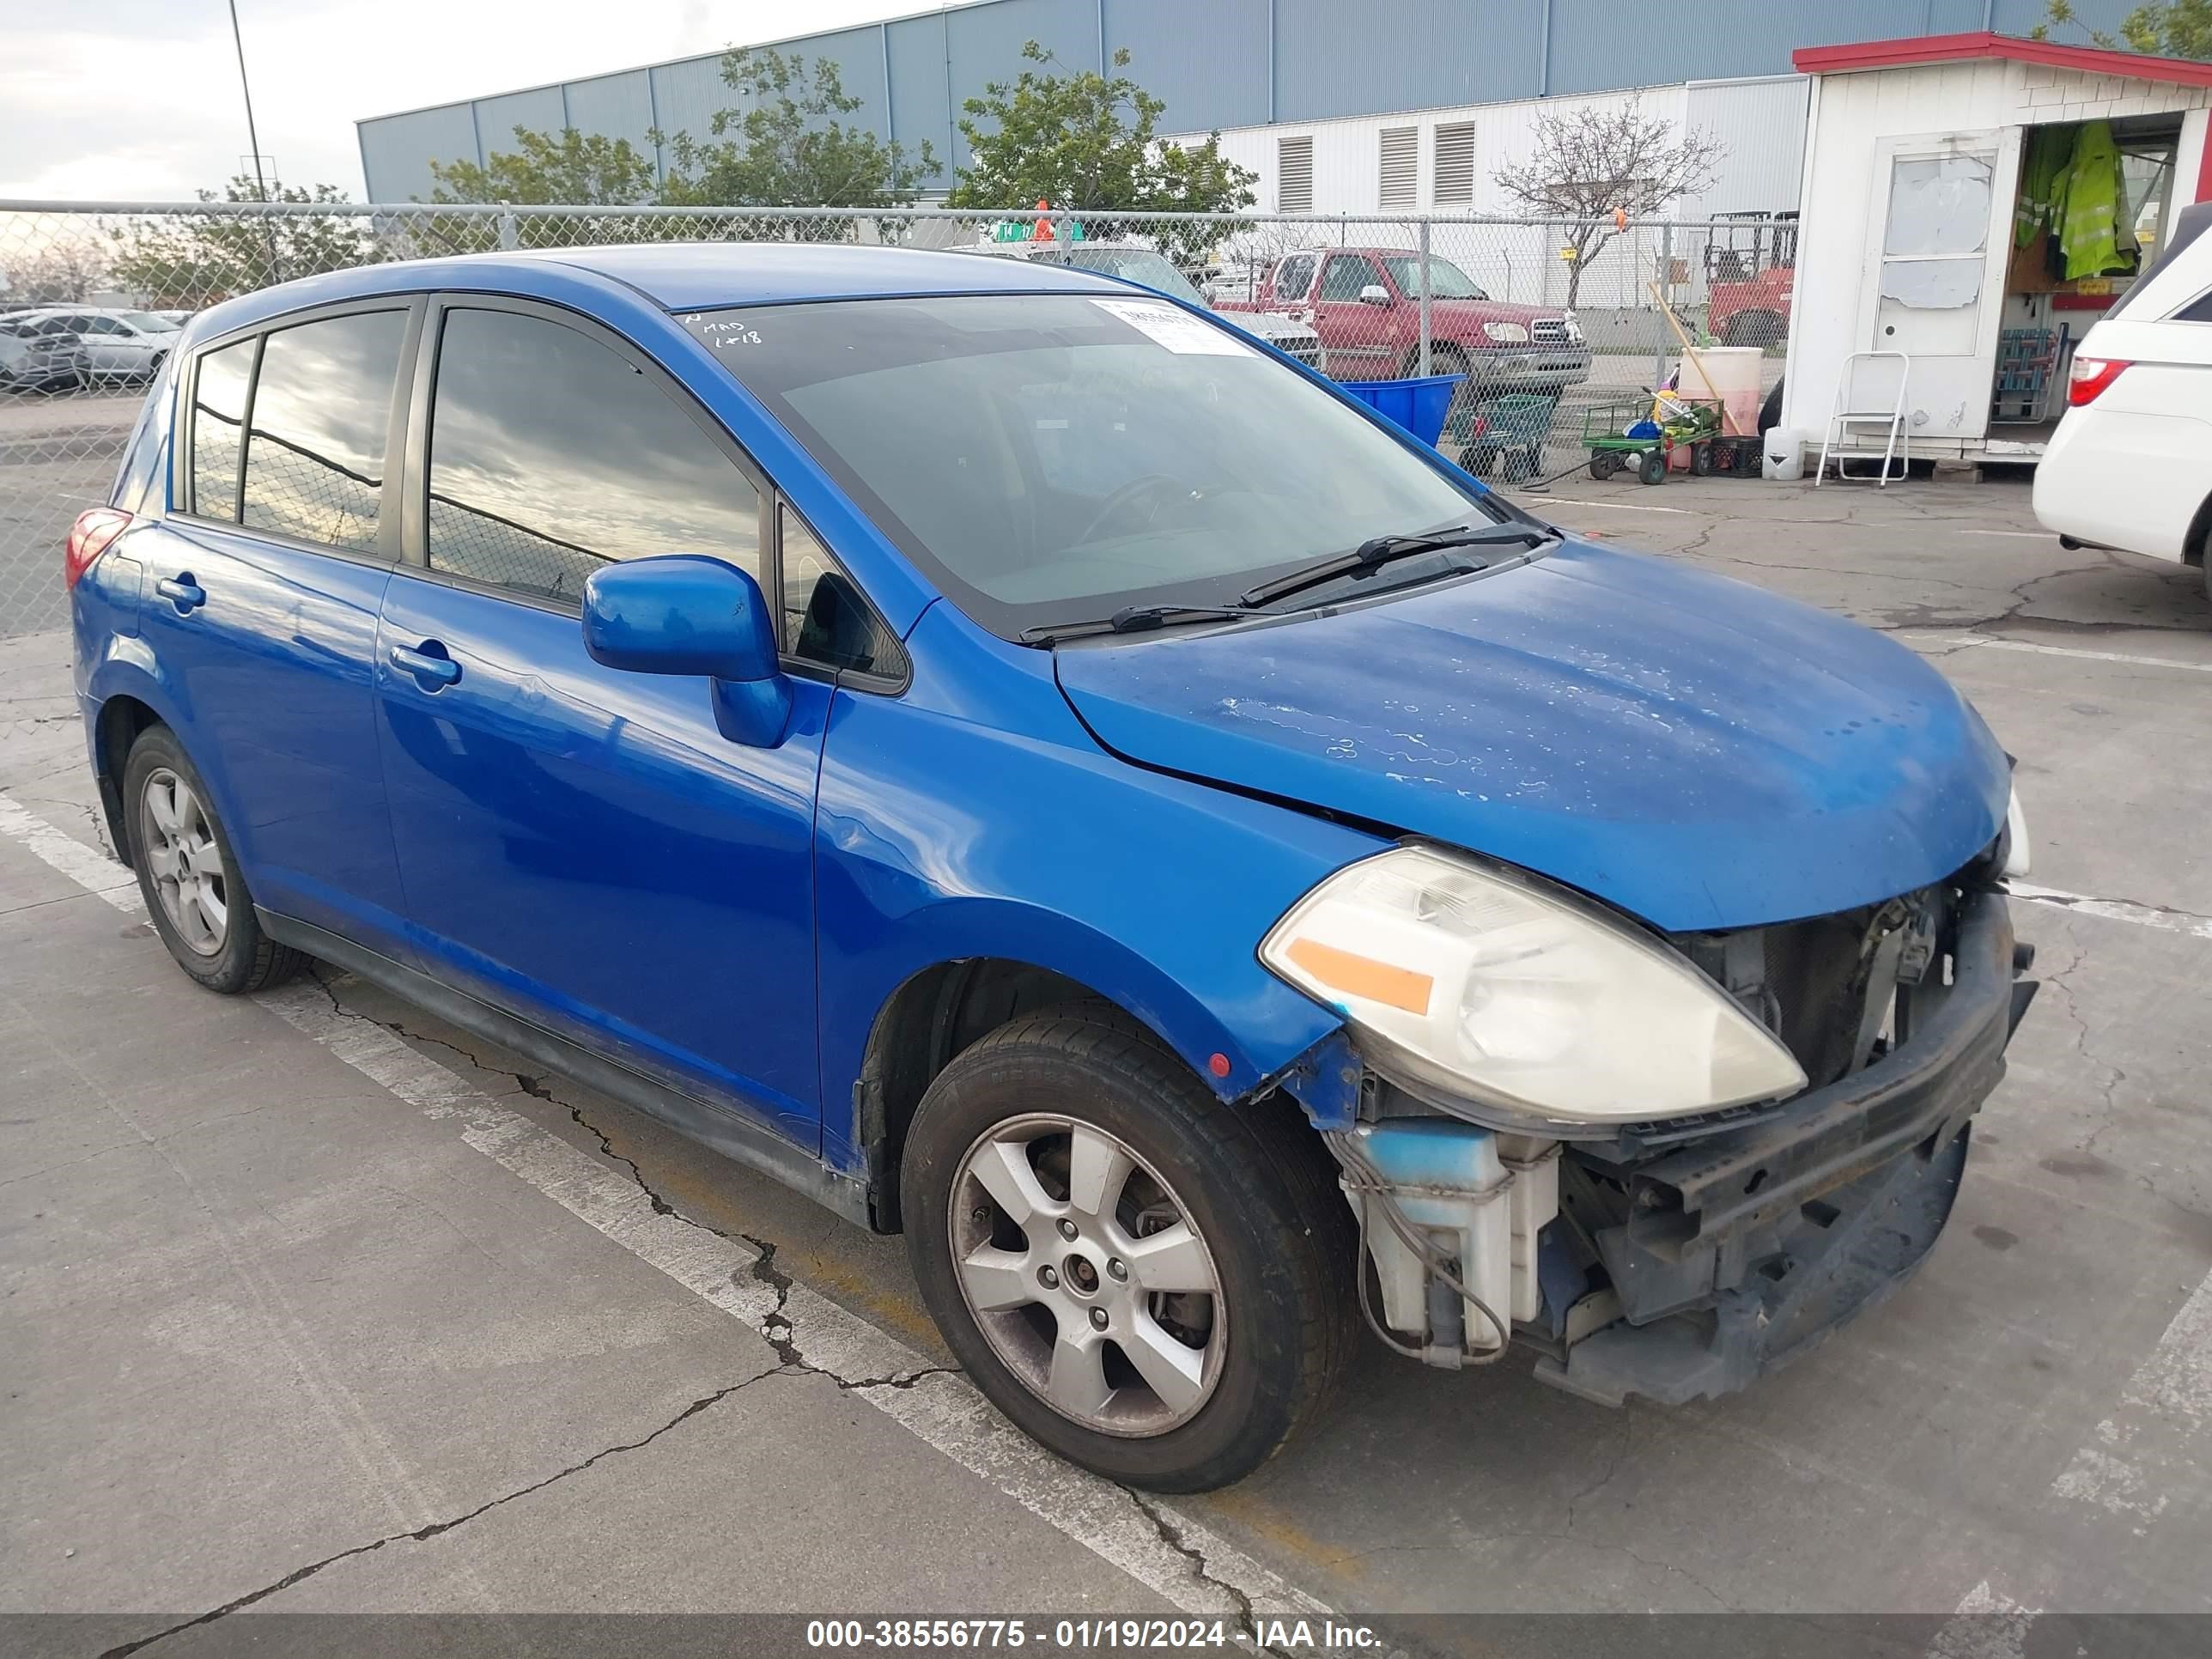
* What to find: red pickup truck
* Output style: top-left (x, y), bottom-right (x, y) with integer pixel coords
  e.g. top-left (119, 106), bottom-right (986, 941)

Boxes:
top-left (1220, 246), bottom-right (1593, 392)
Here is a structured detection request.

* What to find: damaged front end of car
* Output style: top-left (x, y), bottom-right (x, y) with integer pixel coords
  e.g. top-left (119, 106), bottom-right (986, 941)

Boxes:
top-left (1271, 836), bottom-right (2039, 1407)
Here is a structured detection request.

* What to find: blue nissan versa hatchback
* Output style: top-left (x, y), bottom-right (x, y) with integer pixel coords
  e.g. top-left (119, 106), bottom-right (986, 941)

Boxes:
top-left (67, 245), bottom-right (2037, 1492)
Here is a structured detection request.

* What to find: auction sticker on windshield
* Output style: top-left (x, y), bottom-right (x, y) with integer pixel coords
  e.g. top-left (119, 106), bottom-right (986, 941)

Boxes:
top-left (1092, 298), bottom-right (1254, 356)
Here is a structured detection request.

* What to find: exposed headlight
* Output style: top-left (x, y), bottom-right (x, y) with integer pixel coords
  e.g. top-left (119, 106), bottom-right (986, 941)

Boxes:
top-left (2002, 782), bottom-right (2031, 878)
top-left (1260, 845), bottom-right (1807, 1124)
top-left (1480, 320), bottom-right (1530, 344)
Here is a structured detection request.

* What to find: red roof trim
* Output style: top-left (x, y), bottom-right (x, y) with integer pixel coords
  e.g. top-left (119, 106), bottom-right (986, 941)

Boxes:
top-left (1792, 30), bottom-right (2212, 89)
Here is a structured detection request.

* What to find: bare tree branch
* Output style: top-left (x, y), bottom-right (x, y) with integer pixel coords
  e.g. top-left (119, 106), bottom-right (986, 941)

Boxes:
top-left (1492, 97), bottom-right (1726, 306)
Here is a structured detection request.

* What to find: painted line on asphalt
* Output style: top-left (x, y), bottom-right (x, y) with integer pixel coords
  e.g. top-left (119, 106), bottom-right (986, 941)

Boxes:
top-left (0, 793), bottom-right (1332, 1629)
top-left (2008, 881), bottom-right (2212, 944)
top-left (1929, 635), bottom-right (2212, 675)
top-left (1928, 1582), bottom-right (2035, 1658)
top-left (2050, 1272), bottom-right (2212, 1531)
top-left (1530, 497), bottom-right (1697, 514)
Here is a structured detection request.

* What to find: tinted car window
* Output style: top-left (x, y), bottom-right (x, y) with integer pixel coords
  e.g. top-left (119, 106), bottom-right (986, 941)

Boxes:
top-left (2178, 287), bottom-right (2212, 321)
top-left (780, 505), bottom-right (897, 678)
top-left (1274, 255), bottom-right (1316, 301)
top-left (1319, 257), bottom-right (1376, 301)
top-left (426, 308), bottom-right (762, 606)
top-left (241, 310), bottom-right (405, 555)
top-left (190, 338), bottom-right (254, 522)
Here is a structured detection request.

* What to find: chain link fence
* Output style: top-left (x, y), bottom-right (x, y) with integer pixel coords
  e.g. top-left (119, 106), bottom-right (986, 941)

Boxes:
top-left (0, 200), bottom-right (1791, 640)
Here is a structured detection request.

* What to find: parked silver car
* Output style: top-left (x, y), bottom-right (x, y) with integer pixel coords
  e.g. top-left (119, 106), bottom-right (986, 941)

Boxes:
top-left (3, 307), bottom-right (179, 384)
top-left (0, 317), bottom-right (90, 393)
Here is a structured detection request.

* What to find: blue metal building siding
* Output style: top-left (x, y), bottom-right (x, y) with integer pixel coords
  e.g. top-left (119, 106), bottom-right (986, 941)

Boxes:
top-left (1104, 0), bottom-right (1271, 134)
top-left (356, 0), bottom-right (2161, 203)
top-left (359, 102), bottom-right (480, 203)
top-left (884, 12), bottom-right (957, 183)
top-left (473, 87), bottom-right (568, 159)
top-left (1273, 0), bottom-right (1546, 122)
top-left (562, 70), bottom-right (659, 165)
top-left (944, 0), bottom-right (1099, 171)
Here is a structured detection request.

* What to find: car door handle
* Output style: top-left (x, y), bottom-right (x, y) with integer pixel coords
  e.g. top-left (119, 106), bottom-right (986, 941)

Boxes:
top-left (388, 642), bottom-right (461, 688)
top-left (155, 575), bottom-right (204, 612)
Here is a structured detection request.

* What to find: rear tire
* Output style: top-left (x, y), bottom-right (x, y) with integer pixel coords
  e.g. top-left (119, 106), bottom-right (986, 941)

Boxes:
top-left (1589, 451), bottom-right (1623, 481)
top-left (123, 725), bottom-right (308, 994)
top-left (1639, 448), bottom-right (1668, 485)
top-left (900, 1002), bottom-right (1355, 1492)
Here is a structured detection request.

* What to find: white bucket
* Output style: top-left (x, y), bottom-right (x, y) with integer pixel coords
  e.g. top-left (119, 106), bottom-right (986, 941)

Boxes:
top-left (1676, 345), bottom-right (1766, 434)
top-left (1763, 426), bottom-right (1806, 481)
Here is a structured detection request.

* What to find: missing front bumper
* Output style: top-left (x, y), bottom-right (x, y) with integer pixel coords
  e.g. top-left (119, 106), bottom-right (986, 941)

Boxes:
top-left (1531, 889), bottom-right (2029, 1407)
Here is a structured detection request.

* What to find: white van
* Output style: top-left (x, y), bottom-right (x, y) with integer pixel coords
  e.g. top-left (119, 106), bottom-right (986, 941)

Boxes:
top-left (2034, 201), bottom-right (2212, 592)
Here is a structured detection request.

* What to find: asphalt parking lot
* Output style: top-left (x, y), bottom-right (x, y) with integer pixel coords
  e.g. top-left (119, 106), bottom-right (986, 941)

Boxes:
top-left (3, 470), bottom-right (2209, 1653)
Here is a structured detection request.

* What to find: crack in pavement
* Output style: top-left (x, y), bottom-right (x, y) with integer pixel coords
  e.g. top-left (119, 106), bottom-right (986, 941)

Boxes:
top-left (97, 1367), bottom-right (785, 1658)
top-left (1129, 1491), bottom-right (1285, 1651)
top-left (304, 968), bottom-right (962, 1400)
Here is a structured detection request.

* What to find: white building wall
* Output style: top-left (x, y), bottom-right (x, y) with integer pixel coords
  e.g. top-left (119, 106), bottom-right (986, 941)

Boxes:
top-left (1781, 58), bottom-right (2212, 447)
top-left (1168, 77), bottom-right (1803, 313)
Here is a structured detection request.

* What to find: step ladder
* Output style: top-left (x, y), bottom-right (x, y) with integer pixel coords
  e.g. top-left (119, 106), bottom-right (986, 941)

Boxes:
top-left (1817, 350), bottom-right (1911, 486)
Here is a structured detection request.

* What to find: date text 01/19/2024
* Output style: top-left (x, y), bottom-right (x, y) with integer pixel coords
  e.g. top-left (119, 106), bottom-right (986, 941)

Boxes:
top-left (803, 1620), bottom-right (1393, 1652)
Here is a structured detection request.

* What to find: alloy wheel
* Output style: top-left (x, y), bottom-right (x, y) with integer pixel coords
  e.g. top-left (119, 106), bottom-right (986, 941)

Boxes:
top-left (949, 1114), bottom-right (1226, 1437)
top-left (140, 768), bottom-right (228, 955)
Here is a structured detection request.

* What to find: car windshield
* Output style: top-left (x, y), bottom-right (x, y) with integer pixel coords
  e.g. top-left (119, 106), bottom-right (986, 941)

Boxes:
top-left (686, 293), bottom-right (1494, 639)
top-left (1377, 256), bottom-right (1489, 300)
top-left (1052, 248), bottom-right (1205, 305)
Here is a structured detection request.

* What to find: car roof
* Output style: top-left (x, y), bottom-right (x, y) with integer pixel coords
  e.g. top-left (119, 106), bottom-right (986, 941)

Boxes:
top-left (196, 241), bottom-right (1135, 336)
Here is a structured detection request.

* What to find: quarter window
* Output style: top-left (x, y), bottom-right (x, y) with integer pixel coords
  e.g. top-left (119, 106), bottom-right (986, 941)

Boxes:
top-left (242, 311), bottom-right (406, 555)
top-left (190, 338), bottom-right (254, 522)
top-left (425, 307), bottom-right (762, 605)
top-left (779, 505), bottom-right (897, 679)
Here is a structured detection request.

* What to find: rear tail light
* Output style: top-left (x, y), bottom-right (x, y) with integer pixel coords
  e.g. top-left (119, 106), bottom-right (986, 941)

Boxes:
top-left (2067, 356), bottom-right (2130, 406)
top-left (64, 507), bottom-right (133, 589)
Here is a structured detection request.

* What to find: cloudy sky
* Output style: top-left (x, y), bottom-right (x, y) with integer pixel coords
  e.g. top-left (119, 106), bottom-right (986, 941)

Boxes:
top-left (2, 0), bottom-right (914, 201)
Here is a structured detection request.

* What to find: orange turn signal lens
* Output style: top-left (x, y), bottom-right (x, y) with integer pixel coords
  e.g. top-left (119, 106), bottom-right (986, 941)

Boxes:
top-left (1282, 938), bottom-right (1434, 1014)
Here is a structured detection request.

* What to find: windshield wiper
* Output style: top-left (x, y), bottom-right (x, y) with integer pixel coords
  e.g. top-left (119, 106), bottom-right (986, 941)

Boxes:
top-left (1238, 523), bottom-right (1553, 607)
top-left (1019, 602), bottom-right (1279, 646)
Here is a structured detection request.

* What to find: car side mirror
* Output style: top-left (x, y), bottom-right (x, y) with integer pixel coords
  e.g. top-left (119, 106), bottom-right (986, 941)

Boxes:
top-left (1358, 284), bottom-right (1391, 306)
top-left (581, 555), bottom-right (793, 748)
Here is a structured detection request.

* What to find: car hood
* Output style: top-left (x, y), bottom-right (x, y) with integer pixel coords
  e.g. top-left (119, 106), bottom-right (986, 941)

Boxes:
top-left (1052, 539), bottom-right (2009, 932)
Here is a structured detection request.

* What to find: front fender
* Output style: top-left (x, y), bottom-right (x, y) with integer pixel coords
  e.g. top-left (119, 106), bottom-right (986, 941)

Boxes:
top-left (814, 606), bottom-right (1381, 1155)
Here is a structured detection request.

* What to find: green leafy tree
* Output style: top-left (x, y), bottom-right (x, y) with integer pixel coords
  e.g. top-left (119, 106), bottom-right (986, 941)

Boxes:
top-left (945, 41), bottom-right (1257, 264)
top-left (2030, 0), bottom-right (2212, 57)
top-left (107, 179), bottom-right (380, 308)
top-left (428, 127), bottom-right (659, 206)
top-left (655, 46), bottom-right (938, 216)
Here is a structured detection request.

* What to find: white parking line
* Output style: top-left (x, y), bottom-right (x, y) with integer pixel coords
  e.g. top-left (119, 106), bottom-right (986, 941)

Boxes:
top-left (2050, 1273), bottom-right (2212, 1533)
top-left (0, 792), bottom-right (1331, 1628)
top-left (1929, 635), bottom-right (2212, 675)
top-left (2008, 881), bottom-right (2212, 943)
top-left (1530, 497), bottom-right (1697, 514)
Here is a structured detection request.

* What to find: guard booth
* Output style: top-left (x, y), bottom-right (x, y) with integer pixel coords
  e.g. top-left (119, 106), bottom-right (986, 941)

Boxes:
top-left (1778, 32), bottom-right (2212, 473)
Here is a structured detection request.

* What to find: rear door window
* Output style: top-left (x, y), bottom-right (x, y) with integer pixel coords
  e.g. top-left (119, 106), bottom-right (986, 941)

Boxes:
top-left (189, 338), bottom-right (255, 522)
top-left (1274, 254), bottom-right (1316, 301)
top-left (424, 307), bottom-right (763, 606)
top-left (242, 310), bottom-right (407, 555)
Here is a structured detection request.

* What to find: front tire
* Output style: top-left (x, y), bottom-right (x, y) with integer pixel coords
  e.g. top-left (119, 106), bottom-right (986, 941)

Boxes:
top-left (901, 1004), bottom-right (1355, 1492)
top-left (123, 725), bottom-right (308, 994)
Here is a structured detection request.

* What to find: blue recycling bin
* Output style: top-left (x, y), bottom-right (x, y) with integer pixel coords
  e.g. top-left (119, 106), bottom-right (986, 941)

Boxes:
top-left (1336, 374), bottom-right (1466, 449)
